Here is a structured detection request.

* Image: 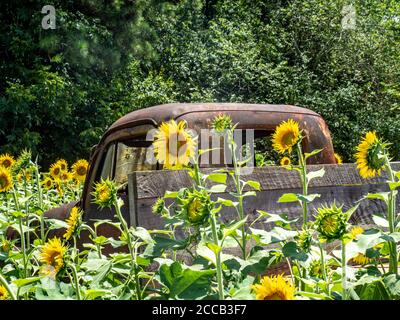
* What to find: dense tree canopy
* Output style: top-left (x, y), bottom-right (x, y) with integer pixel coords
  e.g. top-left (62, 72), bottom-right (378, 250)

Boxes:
top-left (1, 0), bottom-right (399, 166)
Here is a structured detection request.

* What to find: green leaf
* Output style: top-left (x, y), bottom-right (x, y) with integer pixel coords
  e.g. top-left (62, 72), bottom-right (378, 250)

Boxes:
top-left (143, 236), bottom-right (187, 258)
top-left (13, 277), bottom-right (41, 288)
top-left (304, 149), bottom-right (324, 160)
top-left (282, 241), bottom-right (308, 261)
top-left (159, 262), bottom-right (215, 299)
top-left (164, 191), bottom-right (179, 198)
top-left (372, 214), bottom-right (389, 228)
top-left (277, 193), bottom-right (298, 203)
top-left (208, 184), bottom-right (227, 193)
top-left (222, 217), bottom-right (247, 241)
top-left (216, 198), bottom-right (238, 207)
top-left (388, 181), bottom-right (400, 191)
top-left (344, 203), bottom-right (360, 221)
top-left (356, 280), bottom-right (390, 300)
top-left (256, 211), bottom-right (298, 228)
top-left (297, 194), bottom-right (320, 203)
top-left (131, 227), bottom-right (154, 244)
top-left (243, 191), bottom-right (256, 197)
top-left (306, 168), bottom-right (325, 184)
top-left (206, 173), bottom-right (227, 184)
top-left (364, 192), bottom-right (391, 203)
top-left (84, 289), bottom-right (113, 300)
top-left (383, 274), bottom-right (400, 299)
top-left (245, 180), bottom-right (261, 191)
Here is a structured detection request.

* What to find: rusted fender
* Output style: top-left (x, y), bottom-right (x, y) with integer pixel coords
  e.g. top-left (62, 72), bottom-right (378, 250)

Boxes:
top-left (6, 201), bottom-right (78, 241)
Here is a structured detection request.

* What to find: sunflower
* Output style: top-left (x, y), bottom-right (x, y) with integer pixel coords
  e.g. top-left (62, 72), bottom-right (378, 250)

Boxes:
top-left (153, 120), bottom-right (197, 169)
top-left (272, 119), bottom-right (301, 154)
top-left (60, 171), bottom-right (73, 183)
top-left (49, 162), bottom-right (62, 180)
top-left (92, 178), bottom-right (117, 208)
top-left (355, 131), bottom-right (388, 179)
top-left (0, 167), bottom-right (13, 193)
top-left (64, 207), bottom-right (81, 240)
top-left (350, 226), bottom-right (364, 240)
top-left (280, 156), bottom-right (291, 166)
top-left (314, 203), bottom-right (347, 241)
top-left (1, 239), bottom-right (11, 253)
top-left (252, 274), bottom-right (295, 300)
top-left (56, 159), bottom-right (68, 172)
top-left (211, 114), bottom-right (233, 133)
top-left (42, 177), bottom-right (53, 189)
top-left (351, 253), bottom-right (373, 265)
top-left (71, 159), bottom-right (89, 182)
top-left (0, 154), bottom-right (15, 169)
top-left (334, 153), bottom-right (343, 165)
top-left (0, 285), bottom-right (8, 300)
top-left (40, 237), bottom-right (67, 277)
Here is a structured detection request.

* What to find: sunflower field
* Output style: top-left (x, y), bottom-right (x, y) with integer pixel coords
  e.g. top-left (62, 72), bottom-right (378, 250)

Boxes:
top-left (0, 114), bottom-right (399, 301)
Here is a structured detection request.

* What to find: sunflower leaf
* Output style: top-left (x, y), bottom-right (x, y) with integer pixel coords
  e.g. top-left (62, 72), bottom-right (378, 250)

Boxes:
top-left (304, 149), bottom-right (324, 160)
top-left (277, 193), bottom-right (299, 203)
top-left (306, 168), bottom-right (325, 184)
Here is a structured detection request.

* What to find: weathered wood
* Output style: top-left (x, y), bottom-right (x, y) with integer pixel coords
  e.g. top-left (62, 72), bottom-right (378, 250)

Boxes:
top-left (128, 163), bottom-right (400, 231)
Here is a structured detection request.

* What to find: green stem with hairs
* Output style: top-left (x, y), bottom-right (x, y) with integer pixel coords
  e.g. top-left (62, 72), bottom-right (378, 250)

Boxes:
top-left (69, 264), bottom-right (81, 300)
top-left (229, 130), bottom-right (247, 260)
top-left (34, 165), bottom-right (45, 242)
top-left (114, 196), bottom-right (142, 300)
top-left (296, 142), bottom-right (308, 228)
top-left (384, 158), bottom-right (398, 275)
top-left (342, 239), bottom-right (347, 300)
top-left (0, 271), bottom-right (16, 300)
top-left (210, 213), bottom-right (224, 300)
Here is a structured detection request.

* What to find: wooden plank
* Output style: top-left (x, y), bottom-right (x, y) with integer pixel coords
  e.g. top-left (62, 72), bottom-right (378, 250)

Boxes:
top-left (129, 163), bottom-right (400, 231)
top-left (133, 163), bottom-right (400, 199)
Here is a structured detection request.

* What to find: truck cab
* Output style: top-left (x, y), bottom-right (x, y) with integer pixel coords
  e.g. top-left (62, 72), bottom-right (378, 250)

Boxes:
top-left (44, 103), bottom-right (336, 240)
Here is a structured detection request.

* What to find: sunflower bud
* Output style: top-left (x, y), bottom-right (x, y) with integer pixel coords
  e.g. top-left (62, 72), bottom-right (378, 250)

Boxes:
top-left (211, 114), bottom-right (233, 133)
top-left (309, 260), bottom-right (324, 279)
top-left (314, 203), bottom-right (347, 241)
top-left (92, 179), bottom-right (117, 208)
top-left (152, 197), bottom-right (166, 215)
top-left (180, 189), bottom-right (212, 225)
top-left (12, 149), bottom-right (32, 175)
top-left (296, 228), bottom-right (313, 253)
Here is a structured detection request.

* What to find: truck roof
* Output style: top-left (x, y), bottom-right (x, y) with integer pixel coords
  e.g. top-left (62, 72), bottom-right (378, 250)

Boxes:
top-left (106, 103), bottom-right (321, 134)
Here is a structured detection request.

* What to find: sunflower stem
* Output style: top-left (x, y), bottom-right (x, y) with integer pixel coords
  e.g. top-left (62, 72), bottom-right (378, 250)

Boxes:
top-left (229, 130), bottom-right (247, 260)
top-left (0, 271), bottom-right (16, 300)
top-left (114, 195), bottom-right (142, 300)
top-left (384, 158), bottom-right (398, 275)
top-left (341, 239), bottom-right (347, 300)
top-left (69, 263), bottom-right (81, 300)
top-left (34, 163), bottom-right (45, 243)
top-left (210, 213), bottom-right (224, 300)
top-left (296, 142), bottom-right (308, 228)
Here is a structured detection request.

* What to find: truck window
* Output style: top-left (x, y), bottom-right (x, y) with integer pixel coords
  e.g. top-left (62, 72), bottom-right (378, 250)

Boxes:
top-left (101, 143), bottom-right (116, 180)
top-left (114, 140), bottom-right (157, 186)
